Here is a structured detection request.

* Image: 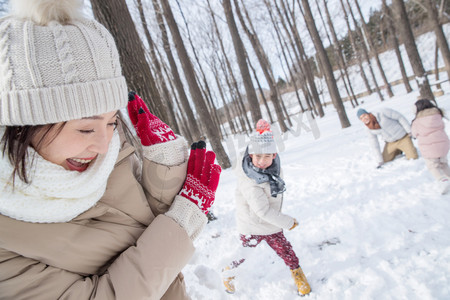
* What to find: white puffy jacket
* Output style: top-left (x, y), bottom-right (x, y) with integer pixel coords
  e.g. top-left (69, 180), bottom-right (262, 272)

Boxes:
top-left (234, 156), bottom-right (295, 235)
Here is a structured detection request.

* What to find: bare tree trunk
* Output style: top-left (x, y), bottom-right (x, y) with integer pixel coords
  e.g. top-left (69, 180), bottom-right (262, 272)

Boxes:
top-left (159, 0), bottom-right (231, 168)
top-left (135, 0), bottom-right (180, 134)
top-left (300, 0), bottom-right (350, 128)
top-left (209, 59), bottom-right (237, 134)
top-left (344, 0), bottom-right (384, 101)
top-left (321, 0), bottom-right (359, 108)
top-left (382, 0), bottom-right (413, 93)
top-left (207, 0), bottom-right (251, 132)
top-left (338, 0), bottom-right (373, 96)
top-left (265, 0), bottom-right (307, 113)
top-left (248, 60), bottom-right (274, 124)
top-left (90, 0), bottom-right (168, 122)
top-left (174, 0), bottom-right (224, 139)
top-left (151, 0), bottom-right (202, 140)
top-left (353, 0), bottom-right (394, 97)
top-left (392, 0), bottom-right (435, 101)
top-left (234, 0), bottom-right (288, 131)
top-left (164, 64), bottom-right (193, 142)
top-left (422, 0), bottom-right (450, 80)
top-left (275, 0), bottom-right (324, 117)
top-left (222, 0), bottom-right (262, 126)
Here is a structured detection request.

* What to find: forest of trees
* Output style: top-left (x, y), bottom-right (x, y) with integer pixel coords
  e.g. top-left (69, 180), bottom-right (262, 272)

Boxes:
top-left (1, 0), bottom-right (449, 168)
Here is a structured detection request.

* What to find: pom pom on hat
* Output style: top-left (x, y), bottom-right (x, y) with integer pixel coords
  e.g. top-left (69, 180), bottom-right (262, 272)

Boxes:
top-left (256, 119), bottom-right (271, 134)
top-left (248, 119), bottom-right (277, 154)
top-left (0, 0), bottom-right (128, 126)
top-left (11, 0), bottom-right (83, 25)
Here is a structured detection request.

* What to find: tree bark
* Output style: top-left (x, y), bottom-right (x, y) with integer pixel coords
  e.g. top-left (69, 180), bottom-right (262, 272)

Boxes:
top-left (344, 0), bottom-right (384, 101)
top-left (381, 0), bottom-right (413, 93)
top-left (234, 0), bottom-right (288, 131)
top-left (135, 0), bottom-right (180, 134)
top-left (392, 0), bottom-right (435, 101)
top-left (422, 0), bottom-right (450, 80)
top-left (353, 0), bottom-right (394, 97)
top-left (338, 0), bottom-right (373, 96)
top-left (90, 0), bottom-right (168, 122)
top-left (207, 0), bottom-right (251, 132)
top-left (275, 0), bottom-right (324, 117)
top-left (321, 0), bottom-right (359, 108)
top-left (151, 0), bottom-right (202, 140)
top-left (159, 0), bottom-right (231, 168)
top-left (222, 0), bottom-right (262, 126)
top-left (300, 0), bottom-right (351, 128)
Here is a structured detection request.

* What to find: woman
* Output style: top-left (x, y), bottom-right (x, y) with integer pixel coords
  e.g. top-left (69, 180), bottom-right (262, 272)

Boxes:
top-left (0, 0), bottom-right (221, 299)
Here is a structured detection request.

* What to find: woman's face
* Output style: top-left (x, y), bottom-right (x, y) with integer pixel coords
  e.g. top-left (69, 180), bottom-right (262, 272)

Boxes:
top-left (32, 111), bottom-right (118, 172)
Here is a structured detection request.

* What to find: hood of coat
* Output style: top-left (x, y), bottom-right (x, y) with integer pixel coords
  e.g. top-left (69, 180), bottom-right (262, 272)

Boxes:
top-left (414, 108), bottom-right (444, 130)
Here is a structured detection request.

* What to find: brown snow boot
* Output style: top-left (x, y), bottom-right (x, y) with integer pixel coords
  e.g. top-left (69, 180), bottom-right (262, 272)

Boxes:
top-left (222, 266), bottom-right (235, 294)
top-left (291, 266), bottom-right (311, 296)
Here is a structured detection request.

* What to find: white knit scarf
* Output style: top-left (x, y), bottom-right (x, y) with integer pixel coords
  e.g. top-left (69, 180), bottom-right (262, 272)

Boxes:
top-left (0, 128), bottom-right (120, 223)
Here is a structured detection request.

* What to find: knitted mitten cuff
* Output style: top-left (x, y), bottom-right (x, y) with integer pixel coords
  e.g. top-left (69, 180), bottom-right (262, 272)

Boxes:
top-left (142, 135), bottom-right (188, 166)
top-left (165, 195), bottom-right (208, 241)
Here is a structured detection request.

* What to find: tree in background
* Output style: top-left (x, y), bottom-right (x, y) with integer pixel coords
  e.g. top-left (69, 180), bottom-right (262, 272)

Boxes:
top-left (392, 0), bottom-right (435, 101)
top-left (381, 0), bottom-right (413, 93)
top-left (159, 0), bottom-right (231, 168)
top-left (421, 0), bottom-right (450, 80)
top-left (90, 0), bottom-right (169, 124)
top-left (222, 0), bottom-right (263, 126)
top-left (300, 0), bottom-right (351, 128)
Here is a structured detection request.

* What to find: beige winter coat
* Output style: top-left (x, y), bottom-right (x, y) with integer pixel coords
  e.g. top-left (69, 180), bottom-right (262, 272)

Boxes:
top-left (235, 156), bottom-right (295, 236)
top-left (0, 139), bottom-right (193, 299)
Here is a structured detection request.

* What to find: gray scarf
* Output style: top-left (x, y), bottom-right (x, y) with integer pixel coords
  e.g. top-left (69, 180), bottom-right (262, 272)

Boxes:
top-left (242, 147), bottom-right (286, 197)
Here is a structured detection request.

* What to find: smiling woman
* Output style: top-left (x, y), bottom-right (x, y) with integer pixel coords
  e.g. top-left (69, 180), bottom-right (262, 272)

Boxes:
top-left (32, 111), bottom-right (119, 172)
top-left (0, 0), bottom-right (221, 299)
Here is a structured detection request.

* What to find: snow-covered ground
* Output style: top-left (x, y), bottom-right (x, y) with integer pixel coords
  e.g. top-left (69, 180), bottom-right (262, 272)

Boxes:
top-left (182, 25), bottom-right (450, 299)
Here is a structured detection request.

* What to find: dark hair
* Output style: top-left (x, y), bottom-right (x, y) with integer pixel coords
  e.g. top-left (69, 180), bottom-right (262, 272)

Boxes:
top-left (1, 124), bottom-right (65, 185)
top-left (414, 99), bottom-right (443, 116)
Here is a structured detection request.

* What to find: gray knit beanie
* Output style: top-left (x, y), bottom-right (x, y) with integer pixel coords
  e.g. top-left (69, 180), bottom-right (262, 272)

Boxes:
top-left (0, 0), bottom-right (128, 125)
top-left (248, 119), bottom-right (277, 154)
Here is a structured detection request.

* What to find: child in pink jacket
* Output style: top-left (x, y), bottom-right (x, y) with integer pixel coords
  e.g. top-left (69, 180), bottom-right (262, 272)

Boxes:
top-left (411, 99), bottom-right (450, 194)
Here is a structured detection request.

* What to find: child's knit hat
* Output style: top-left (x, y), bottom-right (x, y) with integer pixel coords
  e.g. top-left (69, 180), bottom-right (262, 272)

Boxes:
top-left (248, 119), bottom-right (277, 154)
top-left (0, 0), bottom-right (128, 126)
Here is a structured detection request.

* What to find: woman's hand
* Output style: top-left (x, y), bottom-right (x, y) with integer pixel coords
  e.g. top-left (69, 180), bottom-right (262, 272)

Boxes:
top-left (178, 141), bottom-right (221, 214)
top-left (127, 91), bottom-right (176, 146)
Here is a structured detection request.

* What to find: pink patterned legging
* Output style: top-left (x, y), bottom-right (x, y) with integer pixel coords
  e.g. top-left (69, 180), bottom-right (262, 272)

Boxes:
top-left (231, 231), bottom-right (299, 270)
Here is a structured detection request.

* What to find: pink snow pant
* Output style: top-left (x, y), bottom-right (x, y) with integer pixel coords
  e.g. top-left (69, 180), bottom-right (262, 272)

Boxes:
top-left (232, 231), bottom-right (299, 270)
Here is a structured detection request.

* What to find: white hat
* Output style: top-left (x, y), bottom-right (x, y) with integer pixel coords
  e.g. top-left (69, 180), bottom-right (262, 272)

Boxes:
top-left (248, 119), bottom-right (277, 154)
top-left (0, 0), bottom-right (128, 125)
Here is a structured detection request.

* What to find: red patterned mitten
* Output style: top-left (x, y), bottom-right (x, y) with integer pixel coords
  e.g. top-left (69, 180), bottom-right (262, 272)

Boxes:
top-left (127, 91), bottom-right (176, 146)
top-left (178, 141), bottom-right (222, 214)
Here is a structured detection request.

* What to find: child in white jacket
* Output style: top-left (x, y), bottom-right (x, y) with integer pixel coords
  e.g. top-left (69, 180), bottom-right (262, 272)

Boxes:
top-left (222, 120), bottom-right (310, 296)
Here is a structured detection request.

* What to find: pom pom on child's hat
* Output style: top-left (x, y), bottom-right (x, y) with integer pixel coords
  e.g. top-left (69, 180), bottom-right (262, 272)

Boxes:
top-left (0, 0), bottom-right (128, 126)
top-left (248, 119), bottom-right (277, 154)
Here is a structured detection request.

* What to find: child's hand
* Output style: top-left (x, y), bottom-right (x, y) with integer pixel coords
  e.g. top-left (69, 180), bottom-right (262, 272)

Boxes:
top-left (127, 91), bottom-right (176, 146)
top-left (289, 219), bottom-right (299, 230)
top-left (178, 141), bottom-right (222, 214)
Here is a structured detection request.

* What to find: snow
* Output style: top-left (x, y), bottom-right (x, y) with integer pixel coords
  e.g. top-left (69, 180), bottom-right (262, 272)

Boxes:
top-left (182, 25), bottom-right (450, 299)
